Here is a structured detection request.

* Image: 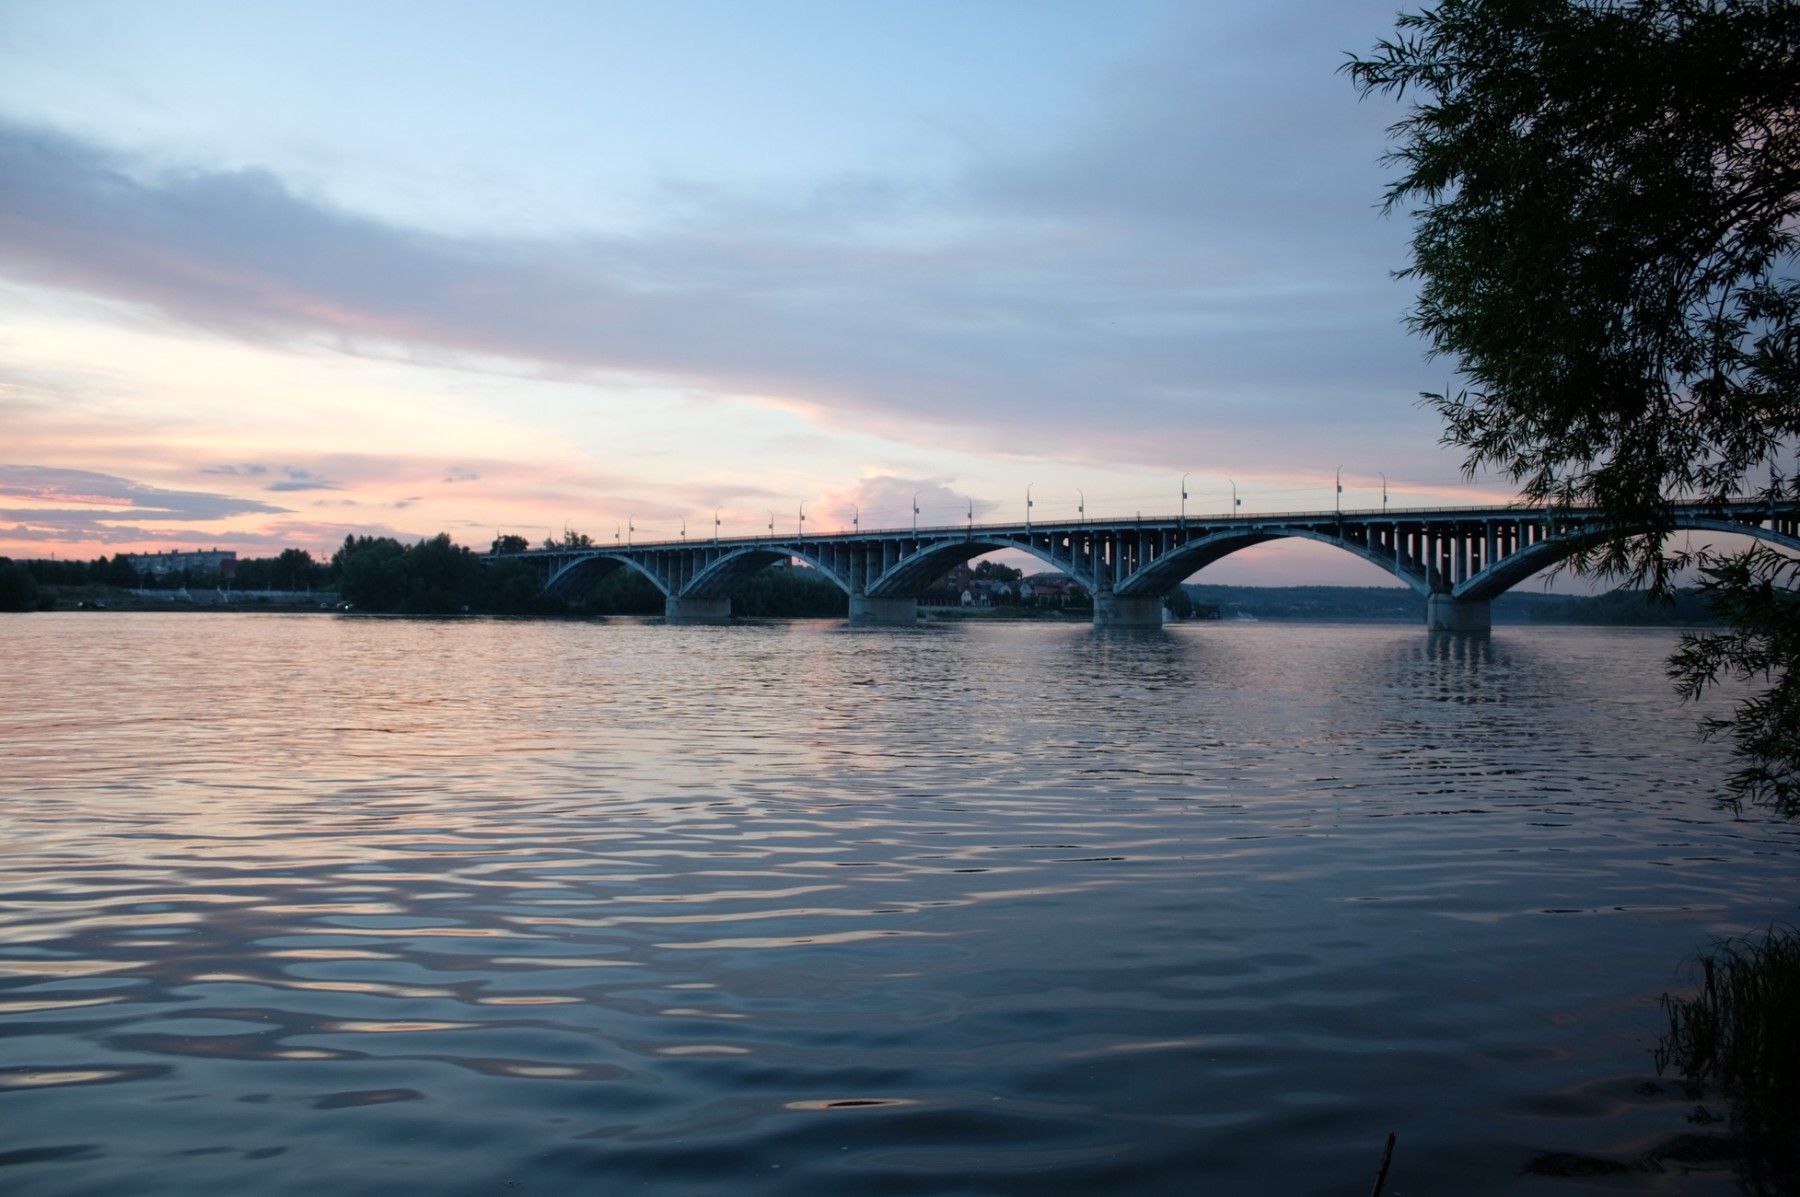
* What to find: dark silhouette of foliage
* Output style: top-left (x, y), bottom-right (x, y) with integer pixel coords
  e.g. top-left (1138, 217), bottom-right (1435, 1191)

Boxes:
top-left (1671, 548), bottom-right (1800, 801)
top-left (20, 556), bottom-right (141, 591)
top-left (334, 535), bottom-right (410, 610)
top-left (101, 554), bottom-right (138, 589)
top-left (334, 533), bottom-right (566, 615)
top-left (1348, 0), bottom-right (1800, 811)
top-left (232, 548), bottom-right (327, 591)
top-left (543, 529), bottom-right (594, 550)
top-left (1659, 926), bottom-right (1800, 1192)
top-left (491, 534), bottom-right (530, 554)
top-left (0, 559), bottom-right (38, 611)
top-left (578, 566), bottom-right (664, 615)
top-left (730, 565), bottom-right (848, 617)
top-left (483, 558), bottom-right (554, 615)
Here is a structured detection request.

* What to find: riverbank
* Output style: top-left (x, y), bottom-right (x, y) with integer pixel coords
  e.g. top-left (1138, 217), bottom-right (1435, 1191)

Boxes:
top-left (28, 586), bottom-right (339, 613)
top-left (14, 581), bottom-right (1725, 627)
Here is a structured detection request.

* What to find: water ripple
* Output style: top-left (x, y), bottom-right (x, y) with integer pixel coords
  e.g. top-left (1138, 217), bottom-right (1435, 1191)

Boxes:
top-left (2, 615), bottom-right (1794, 1195)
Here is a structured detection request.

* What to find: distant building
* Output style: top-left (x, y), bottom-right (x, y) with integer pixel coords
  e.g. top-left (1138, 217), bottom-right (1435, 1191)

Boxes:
top-left (122, 549), bottom-right (238, 579)
top-left (965, 579), bottom-right (1012, 605)
top-left (1021, 573), bottom-right (1084, 601)
top-left (943, 563), bottom-right (976, 593)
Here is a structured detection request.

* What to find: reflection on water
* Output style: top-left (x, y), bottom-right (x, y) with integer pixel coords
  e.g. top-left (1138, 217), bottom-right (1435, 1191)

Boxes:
top-left (2, 614), bottom-right (1795, 1195)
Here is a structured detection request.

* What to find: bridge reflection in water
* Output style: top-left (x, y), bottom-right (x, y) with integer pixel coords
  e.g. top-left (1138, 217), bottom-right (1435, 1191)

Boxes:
top-left (494, 501), bottom-right (1800, 631)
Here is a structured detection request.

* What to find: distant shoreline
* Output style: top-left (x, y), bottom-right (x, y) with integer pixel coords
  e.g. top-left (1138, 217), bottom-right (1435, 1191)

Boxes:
top-left (12, 578), bottom-right (1722, 629)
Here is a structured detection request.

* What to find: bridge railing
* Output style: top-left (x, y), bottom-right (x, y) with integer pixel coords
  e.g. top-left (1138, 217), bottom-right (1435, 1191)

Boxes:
top-left (492, 498), bottom-right (1788, 555)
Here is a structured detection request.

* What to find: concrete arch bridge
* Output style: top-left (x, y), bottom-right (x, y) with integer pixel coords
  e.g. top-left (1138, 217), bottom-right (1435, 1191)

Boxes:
top-left (495, 501), bottom-right (1800, 630)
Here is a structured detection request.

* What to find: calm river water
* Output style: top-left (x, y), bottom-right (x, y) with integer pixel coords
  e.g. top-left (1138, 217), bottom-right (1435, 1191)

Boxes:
top-left (3, 613), bottom-right (1796, 1195)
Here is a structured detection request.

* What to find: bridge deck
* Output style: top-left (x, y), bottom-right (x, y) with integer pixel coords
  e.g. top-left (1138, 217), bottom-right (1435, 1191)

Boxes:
top-left (488, 499), bottom-right (1799, 631)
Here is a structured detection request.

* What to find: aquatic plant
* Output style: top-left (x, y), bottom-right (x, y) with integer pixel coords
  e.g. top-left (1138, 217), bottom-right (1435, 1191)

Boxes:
top-left (1658, 926), bottom-right (1800, 1192)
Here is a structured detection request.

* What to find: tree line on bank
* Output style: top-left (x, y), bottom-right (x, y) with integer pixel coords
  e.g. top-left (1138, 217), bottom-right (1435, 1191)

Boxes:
top-left (0, 538), bottom-right (533, 614)
top-left (0, 546), bottom-right (333, 597)
top-left (0, 533), bottom-right (853, 617)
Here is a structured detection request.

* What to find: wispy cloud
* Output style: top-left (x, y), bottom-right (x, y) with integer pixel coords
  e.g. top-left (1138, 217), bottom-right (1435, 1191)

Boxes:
top-left (0, 478), bottom-right (427, 555)
top-left (264, 466), bottom-right (340, 492)
top-left (0, 463), bottom-right (285, 528)
top-left (199, 462), bottom-right (269, 477)
top-left (0, 2), bottom-right (1434, 477)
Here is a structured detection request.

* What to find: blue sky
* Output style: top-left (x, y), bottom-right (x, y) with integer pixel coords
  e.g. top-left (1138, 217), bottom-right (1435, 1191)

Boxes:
top-left (2, 1), bottom-right (1153, 235)
top-left (0, 0), bottom-right (1542, 585)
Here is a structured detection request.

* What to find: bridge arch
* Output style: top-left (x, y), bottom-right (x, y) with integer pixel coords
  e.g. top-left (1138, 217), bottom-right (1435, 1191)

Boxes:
top-left (865, 536), bottom-right (1086, 598)
top-left (1453, 515), bottom-right (1800, 601)
top-left (1117, 528), bottom-right (1431, 597)
top-left (542, 552), bottom-right (669, 600)
top-left (682, 545), bottom-right (854, 599)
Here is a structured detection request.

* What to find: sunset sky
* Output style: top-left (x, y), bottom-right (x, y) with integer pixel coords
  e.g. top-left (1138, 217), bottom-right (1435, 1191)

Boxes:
top-left (0, 0), bottom-right (1534, 586)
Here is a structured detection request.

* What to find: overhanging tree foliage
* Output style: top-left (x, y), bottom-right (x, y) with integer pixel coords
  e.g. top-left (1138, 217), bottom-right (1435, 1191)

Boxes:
top-left (1346, 0), bottom-right (1800, 811)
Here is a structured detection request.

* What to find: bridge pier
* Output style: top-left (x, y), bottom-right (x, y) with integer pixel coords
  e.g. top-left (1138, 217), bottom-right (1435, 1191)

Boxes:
top-left (849, 595), bottom-right (917, 626)
top-left (665, 596), bottom-right (731, 624)
top-left (1425, 594), bottom-right (1490, 634)
top-left (1093, 592), bottom-right (1164, 628)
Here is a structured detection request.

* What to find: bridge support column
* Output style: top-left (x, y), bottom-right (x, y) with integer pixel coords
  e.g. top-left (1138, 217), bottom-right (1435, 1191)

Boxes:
top-left (665, 596), bottom-right (731, 623)
top-left (1425, 594), bottom-right (1490, 634)
top-left (1093, 592), bottom-right (1164, 628)
top-left (849, 595), bottom-right (917, 626)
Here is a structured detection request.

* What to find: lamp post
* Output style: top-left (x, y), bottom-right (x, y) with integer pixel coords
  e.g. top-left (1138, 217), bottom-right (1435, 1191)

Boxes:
top-left (1228, 479), bottom-right (1239, 517)
top-left (1181, 472), bottom-right (1189, 525)
top-left (967, 499), bottom-right (973, 532)
top-left (912, 492), bottom-right (920, 537)
top-left (680, 519), bottom-right (687, 542)
top-left (1025, 482), bottom-right (1034, 532)
top-left (797, 502), bottom-right (806, 539)
top-left (1077, 488), bottom-right (1085, 524)
top-left (614, 522), bottom-right (621, 548)
top-left (714, 509), bottom-right (721, 544)
top-left (852, 506), bottom-right (860, 534)
top-left (627, 515), bottom-right (634, 546)
top-left (1336, 465), bottom-right (1343, 516)
top-left (767, 510), bottom-right (775, 539)
top-left (1380, 473), bottom-right (1388, 514)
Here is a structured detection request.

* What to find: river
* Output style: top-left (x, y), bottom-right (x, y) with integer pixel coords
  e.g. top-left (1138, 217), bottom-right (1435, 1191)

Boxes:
top-left (2, 613), bottom-right (1794, 1195)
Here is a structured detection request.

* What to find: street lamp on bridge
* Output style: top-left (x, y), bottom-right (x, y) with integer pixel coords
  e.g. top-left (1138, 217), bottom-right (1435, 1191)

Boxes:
top-left (767, 510), bottom-right (775, 538)
top-left (680, 519), bottom-right (686, 542)
top-left (714, 509), bottom-right (720, 544)
top-left (1181, 473), bottom-right (1189, 525)
top-left (797, 502), bottom-right (806, 539)
top-left (1025, 482), bottom-right (1034, 532)
top-left (1228, 479), bottom-right (1240, 517)
top-left (852, 506), bottom-right (860, 534)
top-left (614, 523), bottom-right (621, 548)
top-left (1336, 465), bottom-right (1344, 516)
top-left (1077, 488), bottom-right (1085, 524)
top-left (912, 492), bottom-right (920, 537)
top-left (1380, 473), bottom-right (1388, 513)
top-left (627, 515), bottom-right (635, 546)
